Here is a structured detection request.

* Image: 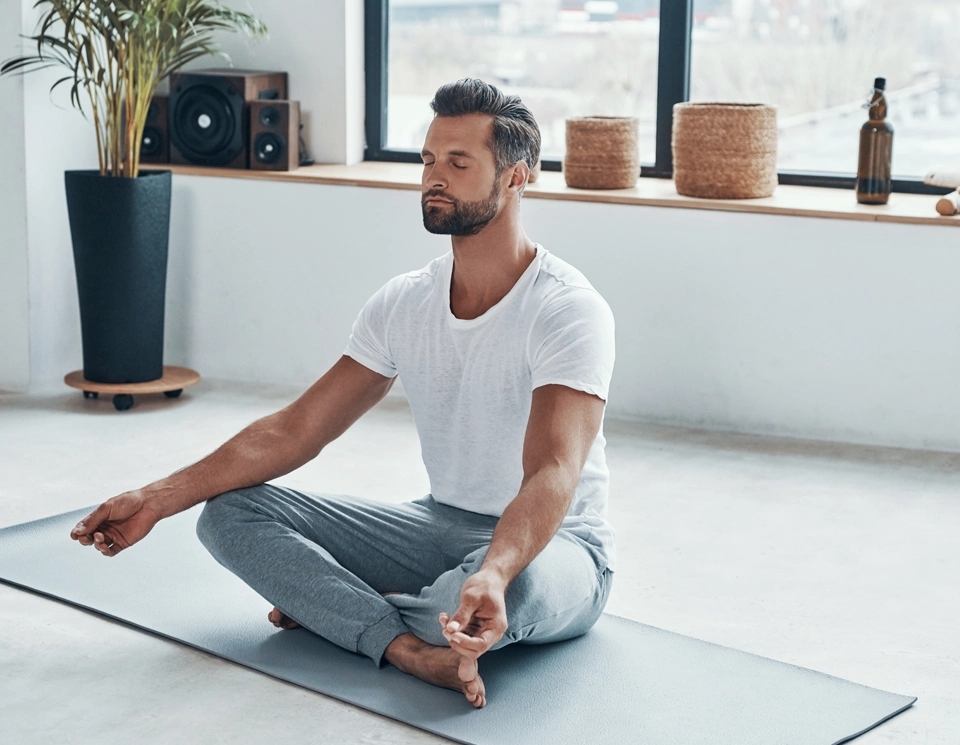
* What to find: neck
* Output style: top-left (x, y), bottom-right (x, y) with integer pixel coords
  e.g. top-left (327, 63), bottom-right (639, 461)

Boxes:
top-left (448, 210), bottom-right (537, 320)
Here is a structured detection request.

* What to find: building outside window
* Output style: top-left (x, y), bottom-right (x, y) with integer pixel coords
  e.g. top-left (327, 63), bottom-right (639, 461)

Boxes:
top-left (372, 0), bottom-right (960, 186)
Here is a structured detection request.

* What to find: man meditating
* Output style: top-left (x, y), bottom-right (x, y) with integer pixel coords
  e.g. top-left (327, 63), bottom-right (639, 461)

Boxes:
top-left (69, 78), bottom-right (616, 708)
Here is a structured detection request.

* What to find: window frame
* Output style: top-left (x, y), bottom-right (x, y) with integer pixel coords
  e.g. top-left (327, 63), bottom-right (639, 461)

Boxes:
top-left (364, 0), bottom-right (950, 195)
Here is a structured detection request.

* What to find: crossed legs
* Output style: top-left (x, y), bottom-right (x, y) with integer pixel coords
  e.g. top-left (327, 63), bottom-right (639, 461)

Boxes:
top-left (195, 483), bottom-right (611, 706)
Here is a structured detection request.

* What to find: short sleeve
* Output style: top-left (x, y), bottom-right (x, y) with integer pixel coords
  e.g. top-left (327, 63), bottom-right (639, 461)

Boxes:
top-left (343, 280), bottom-right (399, 378)
top-left (529, 287), bottom-right (616, 401)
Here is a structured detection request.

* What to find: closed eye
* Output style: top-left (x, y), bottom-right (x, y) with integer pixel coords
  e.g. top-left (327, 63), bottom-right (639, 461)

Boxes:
top-left (423, 162), bottom-right (467, 169)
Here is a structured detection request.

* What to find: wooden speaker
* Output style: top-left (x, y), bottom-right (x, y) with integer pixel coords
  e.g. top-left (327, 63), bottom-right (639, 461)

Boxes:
top-left (168, 69), bottom-right (288, 168)
top-left (249, 100), bottom-right (301, 171)
top-left (139, 95), bottom-right (169, 164)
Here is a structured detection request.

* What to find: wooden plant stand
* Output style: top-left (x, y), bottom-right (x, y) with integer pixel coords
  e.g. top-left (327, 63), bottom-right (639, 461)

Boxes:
top-left (64, 365), bottom-right (201, 411)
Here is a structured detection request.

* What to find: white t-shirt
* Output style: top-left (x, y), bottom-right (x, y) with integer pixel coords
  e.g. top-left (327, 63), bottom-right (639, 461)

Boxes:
top-left (344, 243), bottom-right (617, 571)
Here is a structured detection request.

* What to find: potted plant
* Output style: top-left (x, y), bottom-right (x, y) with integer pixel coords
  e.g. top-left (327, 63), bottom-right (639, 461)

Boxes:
top-left (1, 1), bottom-right (267, 383)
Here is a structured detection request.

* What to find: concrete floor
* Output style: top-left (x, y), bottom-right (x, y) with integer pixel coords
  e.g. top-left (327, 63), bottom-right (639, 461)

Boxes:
top-left (1, 379), bottom-right (957, 744)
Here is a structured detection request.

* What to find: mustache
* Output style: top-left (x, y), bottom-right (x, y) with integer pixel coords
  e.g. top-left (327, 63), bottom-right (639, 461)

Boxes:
top-left (423, 192), bottom-right (455, 202)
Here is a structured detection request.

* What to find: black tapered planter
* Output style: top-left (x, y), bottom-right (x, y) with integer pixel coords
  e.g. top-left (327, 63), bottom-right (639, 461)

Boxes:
top-left (64, 169), bottom-right (172, 383)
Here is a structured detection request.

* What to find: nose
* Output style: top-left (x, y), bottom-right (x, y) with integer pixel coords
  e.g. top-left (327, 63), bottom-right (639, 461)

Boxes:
top-left (422, 160), bottom-right (449, 190)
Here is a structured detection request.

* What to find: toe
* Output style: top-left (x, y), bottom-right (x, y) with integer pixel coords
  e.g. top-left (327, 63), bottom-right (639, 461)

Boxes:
top-left (457, 655), bottom-right (478, 683)
top-left (457, 656), bottom-right (485, 708)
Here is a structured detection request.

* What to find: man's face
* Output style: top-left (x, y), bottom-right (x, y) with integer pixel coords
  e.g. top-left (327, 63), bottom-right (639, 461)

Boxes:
top-left (421, 113), bottom-right (502, 236)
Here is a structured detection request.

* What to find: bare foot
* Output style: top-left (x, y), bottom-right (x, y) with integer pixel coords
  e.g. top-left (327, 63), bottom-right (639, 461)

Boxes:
top-left (385, 633), bottom-right (486, 708)
top-left (268, 607), bottom-right (301, 629)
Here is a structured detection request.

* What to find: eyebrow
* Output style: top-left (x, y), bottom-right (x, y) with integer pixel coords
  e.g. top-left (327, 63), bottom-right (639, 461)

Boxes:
top-left (420, 149), bottom-right (475, 159)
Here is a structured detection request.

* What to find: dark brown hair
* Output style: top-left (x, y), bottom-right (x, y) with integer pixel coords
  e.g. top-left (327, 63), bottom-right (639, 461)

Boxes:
top-left (430, 78), bottom-right (541, 193)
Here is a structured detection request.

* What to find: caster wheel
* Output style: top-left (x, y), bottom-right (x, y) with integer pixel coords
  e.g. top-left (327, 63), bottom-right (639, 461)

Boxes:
top-left (164, 389), bottom-right (183, 398)
top-left (83, 391), bottom-right (99, 399)
top-left (113, 394), bottom-right (134, 411)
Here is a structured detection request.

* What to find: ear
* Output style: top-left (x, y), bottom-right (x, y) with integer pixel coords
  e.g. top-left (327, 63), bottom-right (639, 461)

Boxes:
top-left (508, 160), bottom-right (530, 196)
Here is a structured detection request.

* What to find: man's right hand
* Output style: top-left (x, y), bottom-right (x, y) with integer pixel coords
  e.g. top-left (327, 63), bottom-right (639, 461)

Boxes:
top-left (69, 491), bottom-right (163, 557)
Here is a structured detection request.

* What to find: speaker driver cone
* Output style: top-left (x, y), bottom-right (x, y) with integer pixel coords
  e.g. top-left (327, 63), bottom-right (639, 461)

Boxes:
top-left (171, 83), bottom-right (240, 164)
top-left (141, 126), bottom-right (163, 157)
top-left (259, 106), bottom-right (281, 127)
top-left (254, 132), bottom-right (285, 164)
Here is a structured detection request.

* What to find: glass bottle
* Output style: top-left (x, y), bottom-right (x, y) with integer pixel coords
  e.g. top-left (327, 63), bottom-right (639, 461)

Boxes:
top-left (855, 77), bottom-right (894, 205)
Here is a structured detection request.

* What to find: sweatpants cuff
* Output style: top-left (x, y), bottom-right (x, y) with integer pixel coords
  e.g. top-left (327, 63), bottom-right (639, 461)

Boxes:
top-left (357, 610), bottom-right (410, 667)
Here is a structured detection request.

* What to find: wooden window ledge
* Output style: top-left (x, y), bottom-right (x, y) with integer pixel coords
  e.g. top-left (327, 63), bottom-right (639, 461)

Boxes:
top-left (142, 161), bottom-right (960, 228)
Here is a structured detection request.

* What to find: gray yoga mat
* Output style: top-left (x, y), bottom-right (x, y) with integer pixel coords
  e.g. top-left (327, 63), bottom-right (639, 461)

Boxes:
top-left (0, 504), bottom-right (915, 745)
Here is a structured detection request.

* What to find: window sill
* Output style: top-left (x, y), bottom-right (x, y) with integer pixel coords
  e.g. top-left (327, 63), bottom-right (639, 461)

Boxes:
top-left (142, 161), bottom-right (960, 228)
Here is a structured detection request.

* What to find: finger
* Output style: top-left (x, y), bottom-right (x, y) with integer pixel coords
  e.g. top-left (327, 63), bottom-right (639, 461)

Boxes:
top-left (99, 539), bottom-right (123, 557)
top-left (447, 601), bottom-right (478, 633)
top-left (71, 504), bottom-right (109, 538)
top-left (449, 628), bottom-right (502, 657)
top-left (93, 532), bottom-right (119, 556)
top-left (448, 633), bottom-right (489, 658)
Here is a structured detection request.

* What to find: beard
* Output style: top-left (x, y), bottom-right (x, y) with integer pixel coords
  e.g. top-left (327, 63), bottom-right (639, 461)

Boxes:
top-left (422, 178), bottom-right (501, 236)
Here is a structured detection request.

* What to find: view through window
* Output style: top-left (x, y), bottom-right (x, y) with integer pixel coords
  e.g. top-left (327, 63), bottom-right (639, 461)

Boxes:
top-left (386, 0), bottom-right (661, 164)
top-left (690, 0), bottom-right (960, 177)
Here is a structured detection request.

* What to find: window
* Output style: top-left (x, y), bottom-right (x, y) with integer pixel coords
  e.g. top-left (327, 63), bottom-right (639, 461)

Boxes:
top-left (383, 0), bottom-right (660, 165)
top-left (365, 0), bottom-right (956, 192)
top-left (690, 0), bottom-right (960, 180)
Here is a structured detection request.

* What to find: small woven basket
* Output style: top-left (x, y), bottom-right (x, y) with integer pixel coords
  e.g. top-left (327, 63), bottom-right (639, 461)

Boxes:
top-left (563, 116), bottom-right (639, 190)
top-left (672, 103), bottom-right (778, 199)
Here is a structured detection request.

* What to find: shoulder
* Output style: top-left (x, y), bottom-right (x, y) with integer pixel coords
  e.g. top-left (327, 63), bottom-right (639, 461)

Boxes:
top-left (526, 251), bottom-right (616, 394)
top-left (367, 252), bottom-right (447, 307)
top-left (537, 250), bottom-right (597, 293)
top-left (533, 251), bottom-right (614, 328)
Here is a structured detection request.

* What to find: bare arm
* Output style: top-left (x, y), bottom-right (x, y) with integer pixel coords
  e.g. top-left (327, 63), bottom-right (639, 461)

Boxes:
top-left (148, 355), bottom-right (395, 519)
top-left (70, 356), bottom-right (394, 554)
top-left (440, 383), bottom-right (605, 657)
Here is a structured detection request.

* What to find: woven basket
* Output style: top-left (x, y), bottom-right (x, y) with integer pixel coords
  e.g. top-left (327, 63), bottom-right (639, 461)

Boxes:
top-left (672, 103), bottom-right (778, 199)
top-left (563, 116), bottom-right (639, 190)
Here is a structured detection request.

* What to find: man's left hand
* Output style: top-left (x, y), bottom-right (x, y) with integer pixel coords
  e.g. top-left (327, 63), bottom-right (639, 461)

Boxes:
top-left (439, 569), bottom-right (509, 660)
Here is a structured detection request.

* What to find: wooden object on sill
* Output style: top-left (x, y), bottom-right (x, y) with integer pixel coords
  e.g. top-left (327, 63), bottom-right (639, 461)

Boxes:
top-left (936, 189), bottom-right (960, 216)
top-left (64, 365), bottom-right (201, 411)
top-left (923, 170), bottom-right (960, 217)
top-left (672, 102), bottom-right (778, 199)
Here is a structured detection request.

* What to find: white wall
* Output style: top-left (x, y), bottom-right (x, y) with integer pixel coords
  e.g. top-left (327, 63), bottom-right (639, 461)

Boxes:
top-left (182, 0), bottom-right (366, 165)
top-left (2, 0), bottom-right (365, 395)
top-left (0, 0), bottom-right (30, 392)
top-left (157, 176), bottom-right (960, 453)
top-left (19, 0), bottom-right (99, 393)
top-left (5, 0), bottom-right (959, 454)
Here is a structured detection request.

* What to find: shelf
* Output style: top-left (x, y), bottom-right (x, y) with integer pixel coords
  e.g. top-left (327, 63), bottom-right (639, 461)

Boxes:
top-left (140, 161), bottom-right (960, 228)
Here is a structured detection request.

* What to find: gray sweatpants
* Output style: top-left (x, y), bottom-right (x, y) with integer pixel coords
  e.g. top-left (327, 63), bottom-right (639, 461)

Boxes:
top-left (195, 484), bottom-right (613, 666)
